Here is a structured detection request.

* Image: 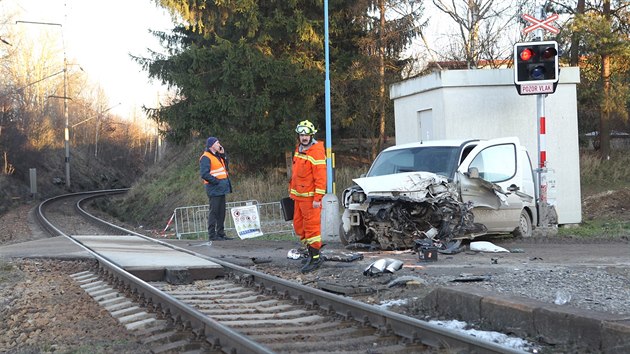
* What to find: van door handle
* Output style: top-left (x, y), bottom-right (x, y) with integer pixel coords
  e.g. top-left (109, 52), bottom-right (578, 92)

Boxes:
top-left (507, 184), bottom-right (519, 192)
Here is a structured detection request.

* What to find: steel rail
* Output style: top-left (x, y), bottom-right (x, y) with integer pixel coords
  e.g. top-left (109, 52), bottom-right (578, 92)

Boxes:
top-left (38, 190), bottom-right (275, 354)
top-left (39, 190), bottom-right (528, 354)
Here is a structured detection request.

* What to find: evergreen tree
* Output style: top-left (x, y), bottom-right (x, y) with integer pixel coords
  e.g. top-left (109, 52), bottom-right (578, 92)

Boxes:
top-left (554, 0), bottom-right (630, 157)
top-left (140, 0), bottom-right (424, 169)
top-left (140, 1), bottom-right (328, 169)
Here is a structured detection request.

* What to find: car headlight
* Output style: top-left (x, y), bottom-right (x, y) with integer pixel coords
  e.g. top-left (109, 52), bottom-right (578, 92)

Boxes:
top-left (342, 187), bottom-right (367, 206)
top-left (351, 191), bottom-right (366, 203)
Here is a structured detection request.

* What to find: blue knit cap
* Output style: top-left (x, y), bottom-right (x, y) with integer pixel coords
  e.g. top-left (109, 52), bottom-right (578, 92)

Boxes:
top-left (206, 137), bottom-right (218, 148)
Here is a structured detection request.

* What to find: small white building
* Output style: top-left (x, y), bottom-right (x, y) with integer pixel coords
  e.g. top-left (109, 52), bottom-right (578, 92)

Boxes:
top-left (389, 67), bottom-right (581, 224)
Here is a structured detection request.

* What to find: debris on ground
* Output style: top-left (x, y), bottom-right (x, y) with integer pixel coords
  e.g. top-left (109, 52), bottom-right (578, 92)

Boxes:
top-left (469, 241), bottom-right (510, 253)
top-left (287, 248), bottom-right (302, 259)
top-left (344, 243), bottom-right (380, 251)
top-left (288, 249), bottom-right (364, 262)
top-left (317, 281), bottom-right (379, 295)
top-left (450, 274), bottom-right (491, 282)
top-left (438, 239), bottom-right (465, 254)
top-left (387, 276), bottom-right (428, 288)
top-left (363, 258), bottom-right (404, 276)
top-left (322, 250), bottom-right (364, 262)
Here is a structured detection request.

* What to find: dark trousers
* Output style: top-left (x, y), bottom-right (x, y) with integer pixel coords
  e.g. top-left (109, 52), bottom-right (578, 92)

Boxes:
top-left (207, 194), bottom-right (226, 238)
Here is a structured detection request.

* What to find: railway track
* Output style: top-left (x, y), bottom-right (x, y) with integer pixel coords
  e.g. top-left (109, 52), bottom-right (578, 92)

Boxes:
top-left (35, 190), bottom-right (527, 354)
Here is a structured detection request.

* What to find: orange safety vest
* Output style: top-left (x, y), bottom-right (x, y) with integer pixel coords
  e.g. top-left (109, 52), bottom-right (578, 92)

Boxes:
top-left (200, 151), bottom-right (228, 184)
top-left (290, 141), bottom-right (326, 201)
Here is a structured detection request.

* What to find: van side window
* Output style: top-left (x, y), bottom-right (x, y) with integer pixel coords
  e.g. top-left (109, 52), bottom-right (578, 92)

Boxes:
top-left (469, 144), bottom-right (517, 182)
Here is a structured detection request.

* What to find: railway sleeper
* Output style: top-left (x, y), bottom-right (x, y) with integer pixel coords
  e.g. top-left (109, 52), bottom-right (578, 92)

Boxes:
top-left (71, 270), bottom-right (205, 354)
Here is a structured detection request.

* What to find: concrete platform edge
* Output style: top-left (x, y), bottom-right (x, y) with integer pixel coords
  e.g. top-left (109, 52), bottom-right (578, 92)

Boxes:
top-left (422, 286), bottom-right (630, 352)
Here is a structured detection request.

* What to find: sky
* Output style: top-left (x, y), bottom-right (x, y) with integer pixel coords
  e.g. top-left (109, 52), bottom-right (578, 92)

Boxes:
top-left (3, 1), bottom-right (534, 119)
top-left (5, 0), bottom-right (175, 118)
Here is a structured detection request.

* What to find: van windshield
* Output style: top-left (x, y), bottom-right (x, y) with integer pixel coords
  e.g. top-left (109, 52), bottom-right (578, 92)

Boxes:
top-left (366, 146), bottom-right (462, 179)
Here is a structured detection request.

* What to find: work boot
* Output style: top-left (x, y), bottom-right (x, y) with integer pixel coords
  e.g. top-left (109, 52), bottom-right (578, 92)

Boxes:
top-left (301, 243), bottom-right (326, 264)
top-left (300, 246), bottom-right (323, 273)
top-left (209, 234), bottom-right (233, 241)
top-left (216, 233), bottom-right (234, 240)
top-left (298, 246), bottom-right (309, 264)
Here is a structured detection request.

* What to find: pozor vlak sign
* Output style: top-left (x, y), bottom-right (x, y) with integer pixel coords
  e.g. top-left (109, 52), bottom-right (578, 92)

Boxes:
top-left (513, 40), bottom-right (559, 96)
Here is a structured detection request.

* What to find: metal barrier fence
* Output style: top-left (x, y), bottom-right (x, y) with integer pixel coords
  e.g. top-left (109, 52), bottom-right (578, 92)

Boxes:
top-left (173, 200), bottom-right (295, 239)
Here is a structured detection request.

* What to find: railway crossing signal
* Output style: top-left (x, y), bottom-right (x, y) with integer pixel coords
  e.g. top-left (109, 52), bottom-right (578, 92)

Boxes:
top-left (514, 41), bottom-right (559, 96)
top-left (516, 10), bottom-right (560, 225)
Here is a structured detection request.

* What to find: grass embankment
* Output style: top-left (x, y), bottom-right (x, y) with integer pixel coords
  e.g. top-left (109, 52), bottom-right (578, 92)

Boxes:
top-left (560, 150), bottom-right (630, 238)
top-left (104, 142), bottom-right (369, 233)
top-left (110, 143), bottom-right (630, 239)
top-left (579, 150), bottom-right (630, 194)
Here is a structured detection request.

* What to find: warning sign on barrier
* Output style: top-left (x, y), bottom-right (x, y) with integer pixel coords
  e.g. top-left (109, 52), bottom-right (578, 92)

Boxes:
top-left (230, 205), bottom-right (263, 239)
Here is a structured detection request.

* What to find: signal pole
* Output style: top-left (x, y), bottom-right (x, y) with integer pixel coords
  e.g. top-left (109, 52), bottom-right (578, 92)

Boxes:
top-left (535, 5), bottom-right (550, 226)
top-left (321, 0), bottom-right (340, 240)
top-left (514, 5), bottom-right (560, 228)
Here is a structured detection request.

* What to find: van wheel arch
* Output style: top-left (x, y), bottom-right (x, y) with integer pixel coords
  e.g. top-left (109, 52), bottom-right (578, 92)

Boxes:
top-left (513, 208), bottom-right (533, 238)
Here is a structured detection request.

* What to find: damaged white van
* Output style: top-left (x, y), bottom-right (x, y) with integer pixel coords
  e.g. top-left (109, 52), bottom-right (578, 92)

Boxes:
top-left (340, 137), bottom-right (544, 250)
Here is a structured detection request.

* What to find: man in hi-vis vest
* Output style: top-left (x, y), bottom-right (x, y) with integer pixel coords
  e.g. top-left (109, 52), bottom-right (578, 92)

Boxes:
top-left (200, 137), bottom-right (233, 241)
top-left (289, 120), bottom-right (327, 273)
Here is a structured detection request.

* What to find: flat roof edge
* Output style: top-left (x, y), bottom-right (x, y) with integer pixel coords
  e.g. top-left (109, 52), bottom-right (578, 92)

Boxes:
top-left (390, 67), bottom-right (581, 100)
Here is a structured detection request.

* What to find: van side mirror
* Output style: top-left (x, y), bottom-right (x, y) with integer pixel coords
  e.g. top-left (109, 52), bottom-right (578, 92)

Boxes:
top-left (508, 184), bottom-right (520, 192)
top-left (467, 167), bottom-right (479, 178)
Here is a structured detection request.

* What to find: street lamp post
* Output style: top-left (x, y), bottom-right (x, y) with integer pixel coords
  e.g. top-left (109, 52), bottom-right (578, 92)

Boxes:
top-left (17, 20), bottom-right (71, 188)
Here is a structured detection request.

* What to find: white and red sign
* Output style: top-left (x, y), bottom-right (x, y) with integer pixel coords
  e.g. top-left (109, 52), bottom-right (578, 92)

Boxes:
top-left (230, 205), bottom-right (263, 239)
top-left (519, 83), bottom-right (554, 95)
top-left (522, 13), bottom-right (559, 34)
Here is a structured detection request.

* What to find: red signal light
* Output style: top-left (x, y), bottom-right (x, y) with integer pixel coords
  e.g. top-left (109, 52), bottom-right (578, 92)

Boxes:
top-left (520, 48), bottom-right (533, 61)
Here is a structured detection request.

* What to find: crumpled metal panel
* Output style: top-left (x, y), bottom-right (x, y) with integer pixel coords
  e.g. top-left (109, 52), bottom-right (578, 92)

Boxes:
top-left (345, 171), bottom-right (493, 250)
top-left (353, 171), bottom-right (450, 201)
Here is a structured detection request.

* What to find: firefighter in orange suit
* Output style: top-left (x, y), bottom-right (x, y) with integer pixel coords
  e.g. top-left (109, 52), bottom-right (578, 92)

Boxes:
top-left (289, 120), bottom-right (327, 273)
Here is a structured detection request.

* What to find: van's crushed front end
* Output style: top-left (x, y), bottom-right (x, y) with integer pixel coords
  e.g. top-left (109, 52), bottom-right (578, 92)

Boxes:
top-left (340, 172), bottom-right (486, 250)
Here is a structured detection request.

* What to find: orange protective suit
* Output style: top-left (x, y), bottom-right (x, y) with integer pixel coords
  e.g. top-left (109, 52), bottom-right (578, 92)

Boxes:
top-left (289, 140), bottom-right (327, 250)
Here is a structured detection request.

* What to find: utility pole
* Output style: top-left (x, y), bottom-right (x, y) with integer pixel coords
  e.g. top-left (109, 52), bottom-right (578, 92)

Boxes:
top-left (63, 56), bottom-right (70, 187)
top-left (17, 20), bottom-right (71, 187)
top-left (321, 0), bottom-right (340, 240)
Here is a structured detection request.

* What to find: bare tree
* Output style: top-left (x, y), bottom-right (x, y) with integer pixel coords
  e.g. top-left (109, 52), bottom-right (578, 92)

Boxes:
top-left (351, 0), bottom-right (425, 158)
top-left (431, 0), bottom-right (528, 68)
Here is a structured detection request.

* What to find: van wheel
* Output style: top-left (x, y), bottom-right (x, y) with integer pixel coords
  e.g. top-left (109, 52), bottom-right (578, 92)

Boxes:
top-left (513, 209), bottom-right (532, 238)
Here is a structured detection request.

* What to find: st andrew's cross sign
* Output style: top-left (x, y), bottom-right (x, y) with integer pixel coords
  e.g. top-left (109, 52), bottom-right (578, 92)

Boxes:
top-left (522, 13), bottom-right (559, 34)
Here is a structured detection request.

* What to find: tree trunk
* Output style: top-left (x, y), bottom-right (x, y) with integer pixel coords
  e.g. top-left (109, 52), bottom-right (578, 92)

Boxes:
top-left (569, 0), bottom-right (585, 66)
top-left (374, 0), bottom-right (386, 160)
top-left (599, 0), bottom-right (612, 159)
top-left (467, 0), bottom-right (478, 68)
top-left (599, 54), bottom-right (611, 158)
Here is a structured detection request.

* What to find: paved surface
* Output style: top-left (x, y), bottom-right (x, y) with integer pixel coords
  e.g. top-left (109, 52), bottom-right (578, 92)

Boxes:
top-left (0, 236), bottom-right (90, 259)
top-left (0, 235), bottom-right (223, 281)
